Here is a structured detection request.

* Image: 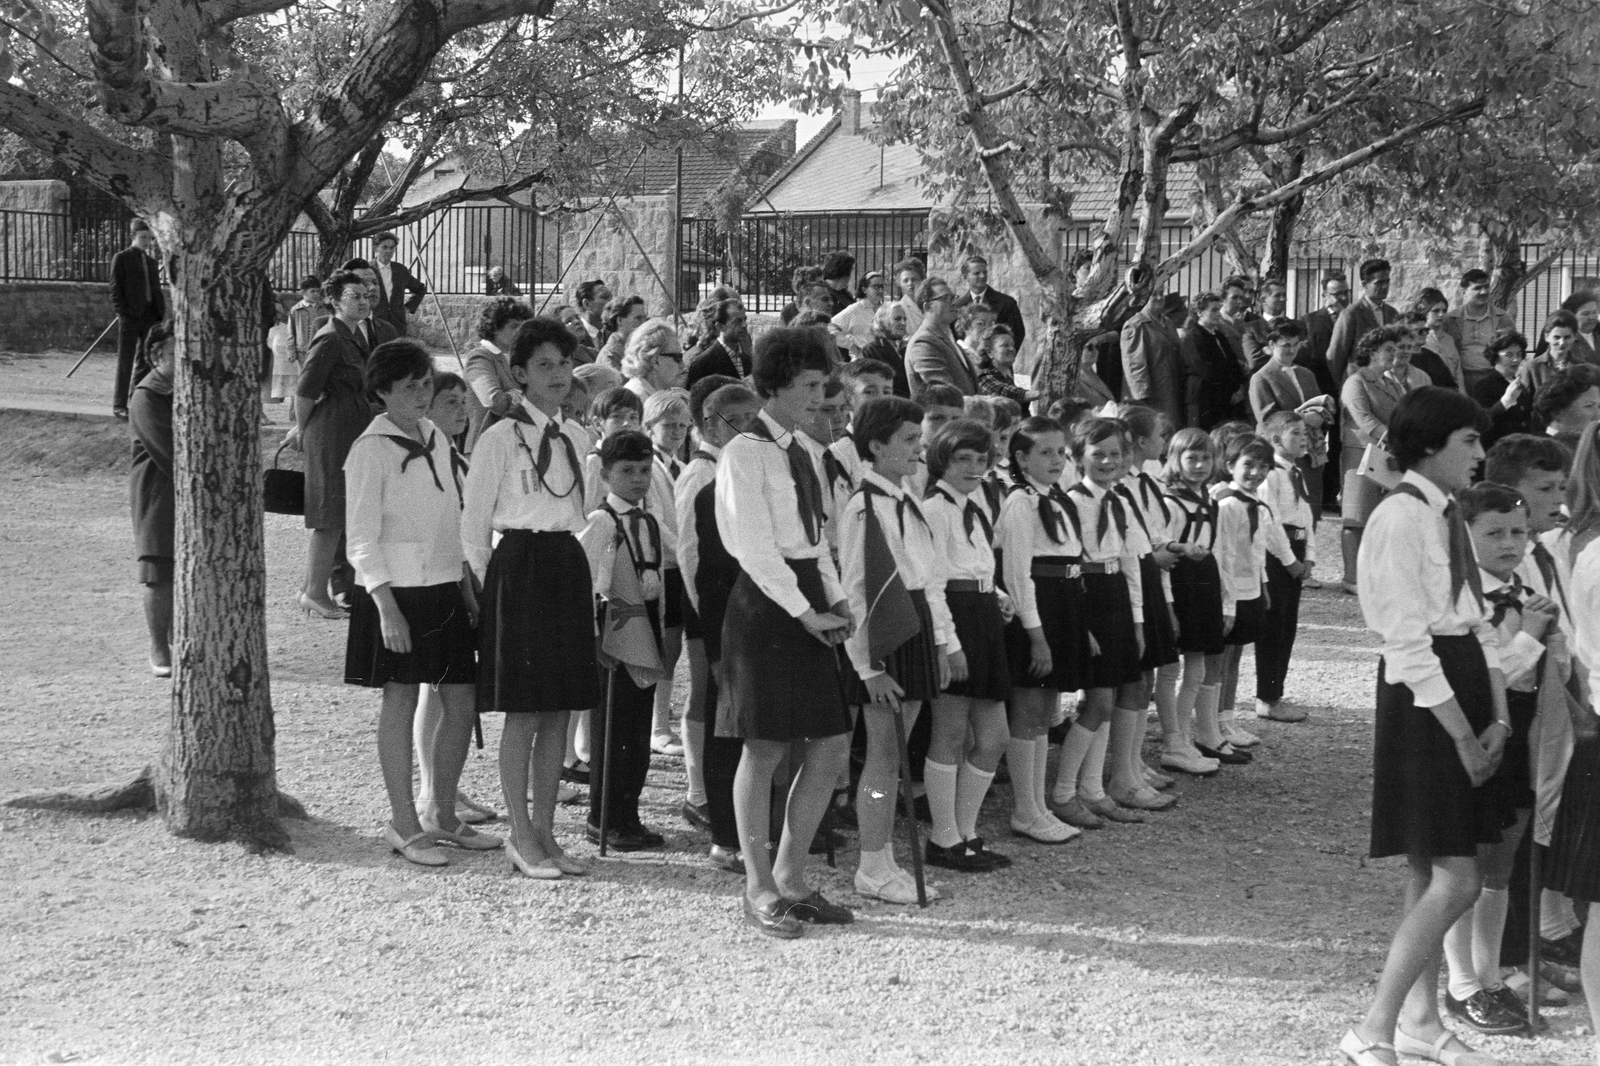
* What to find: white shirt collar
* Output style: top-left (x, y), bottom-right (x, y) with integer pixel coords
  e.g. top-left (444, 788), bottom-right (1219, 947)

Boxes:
top-left (862, 469), bottom-right (904, 497)
top-left (936, 478), bottom-right (974, 503)
top-left (1399, 469), bottom-right (1450, 512)
top-left (606, 492), bottom-right (644, 514)
top-left (757, 408), bottom-right (793, 446)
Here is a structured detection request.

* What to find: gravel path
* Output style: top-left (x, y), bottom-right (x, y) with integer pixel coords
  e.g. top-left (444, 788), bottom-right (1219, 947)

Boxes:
top-left (0, 409), bottom-right (1591, 1065)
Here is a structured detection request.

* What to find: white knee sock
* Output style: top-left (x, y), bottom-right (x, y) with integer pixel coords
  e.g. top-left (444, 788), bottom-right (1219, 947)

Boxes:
top-left (1076, 722), bottom-right (1111, 802)
top-left (1032, 737), bottom-right (1052, 817)
top-left (1052, 724), bottom-right (1096, 806)
top-left (954, 761), bottom-right (995, 840)
top-left (1474, 888), bottom-right (1510, 990)
top-left (1108, 706), bottom-right (1144, 792)
top-left (1155, 663), bottom-right (1181, 746)
top-left (1542, 889), bottom-right (1581, 941)
top-left (683, 718), bottom-right (707, 807)
top-left (1194, 684), bottom-right (1223, 749)
top-left (1174, 665), bottom-right (1205, 752)
top-left (1444, 907), bottom-right (1484, 1000)
top-left (924, 759), bottom-right (961, 848)
top-left (1007, 737), bottom-right (1041, 824)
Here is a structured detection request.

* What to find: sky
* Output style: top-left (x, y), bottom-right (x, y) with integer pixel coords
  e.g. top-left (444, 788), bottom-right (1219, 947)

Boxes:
top-left (755, 53), bottom-right (903, 143)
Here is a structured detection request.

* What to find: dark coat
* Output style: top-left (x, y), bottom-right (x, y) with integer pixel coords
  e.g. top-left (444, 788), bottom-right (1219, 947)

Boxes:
top-left (1470, 371), bottom-right (1531, 444)
top-left (861, 336), bottom-right (911, 398)
top-left (1326, 297), bottom-right (1399, 386)
top-left (1298, 308), bottom-right (1340, 398)
top-left (954, 287), bottom-right (1026, 351)
top-left (129, 364), bottom-right (174, 562)
top-left (1119, 308), bottom-right (1185, 429)
top-left (372, 261), bottom-right (426, 335)
top-left (1181, 326), bottom-right (1247, 430)
top-left (111, 247), bottom-right (165, 322)
top-left (686, 336), bottom-right (750, 389)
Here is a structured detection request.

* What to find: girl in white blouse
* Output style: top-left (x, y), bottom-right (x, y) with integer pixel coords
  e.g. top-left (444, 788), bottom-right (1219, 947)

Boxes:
top-left (840, 397), bottom-right (951, 904)
top-left (922, 418), bottom-right (1016, 871)
top-left (1343, 387), bottom-right (1506, 1066)
top-left (344, 340), bottom-right (499, 867)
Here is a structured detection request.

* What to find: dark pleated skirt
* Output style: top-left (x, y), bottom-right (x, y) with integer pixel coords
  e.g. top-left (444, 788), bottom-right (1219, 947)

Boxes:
top-left (663, 566), bottom-right (685, 629)
top-left (717, 558), bottom-right (850, 742)
top-left (1082, 570), bottom-right (1143, 689)
top-left (344, 582), bottom-right (477, 687)
top-left (1138, 555), bottom-right (1180, 669)
top-left (945, 589), bottom-right (1011, 702)
top-left (1171, 554), bottom-right (1225, 655)
top-left (1224, 595), bottom-right (1264, 647)
top-left (1547, 731), bottom-right (1600, 902)
top-left (476, 530), bottom-right (599, 715)
top-left (847, 589), bottom-right (941, 705)
top-left (1480, 688), bottom-right (1538, 814)
top-left (1370, 634), bottom-right (1506, 860)
top-left (1004, 570), bottom-right (1089, 693)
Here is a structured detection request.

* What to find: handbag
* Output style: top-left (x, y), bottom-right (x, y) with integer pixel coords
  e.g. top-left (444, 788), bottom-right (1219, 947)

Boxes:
top-left (263, 438), bottom-right (305, 515)
top-left (1357, 440), bottom-right (1401, 491)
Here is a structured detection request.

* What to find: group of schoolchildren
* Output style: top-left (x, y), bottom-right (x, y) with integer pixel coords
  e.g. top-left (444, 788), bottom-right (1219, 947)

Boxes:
top-left (332, 311), bottom-right (1350, 943)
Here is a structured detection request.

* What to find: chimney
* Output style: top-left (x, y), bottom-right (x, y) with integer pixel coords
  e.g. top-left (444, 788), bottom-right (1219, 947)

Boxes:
top-left (840, 88), bottom-right (862, 136)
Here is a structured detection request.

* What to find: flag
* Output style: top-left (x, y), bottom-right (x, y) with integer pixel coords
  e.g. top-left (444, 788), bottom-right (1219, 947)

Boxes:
top-left (862, 498), bottom-right (921, 669)
top-left (596, 540), bottom-right (664, 689)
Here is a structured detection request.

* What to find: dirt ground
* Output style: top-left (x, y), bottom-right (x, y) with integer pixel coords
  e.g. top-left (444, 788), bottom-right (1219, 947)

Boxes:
top-left (0, 363), bottom-right (1592, 1065)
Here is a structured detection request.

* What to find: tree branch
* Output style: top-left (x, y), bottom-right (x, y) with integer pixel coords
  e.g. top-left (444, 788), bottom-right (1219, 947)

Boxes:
top-left (352, 167), bottom-right (549, 235)
top-left (1170, 72), bottom-right (1381, 163)
top-left (979, 79), bottom-right (1033, 107)
top-left (0, 80), bottom-right (162, 205)
top-left (202, 0), bottom-right (294, 26)
top-left (686, 0), bottom-right (803, 32)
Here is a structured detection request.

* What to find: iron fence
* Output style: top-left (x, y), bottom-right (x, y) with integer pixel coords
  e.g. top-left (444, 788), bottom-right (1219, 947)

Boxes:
top-left (0, 201), bottom-right (136, 283)
top-left (679, 211), bottom-right (929, 313)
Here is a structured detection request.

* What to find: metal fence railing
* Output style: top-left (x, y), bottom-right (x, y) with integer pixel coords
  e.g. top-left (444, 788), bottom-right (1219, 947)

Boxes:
top-left (680, 211), bottom-right (930, 313)
top-left (0, 202), bottom-right (137, 283)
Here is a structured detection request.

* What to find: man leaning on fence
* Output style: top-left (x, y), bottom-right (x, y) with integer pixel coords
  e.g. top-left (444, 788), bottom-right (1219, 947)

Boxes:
top-left (110, 220), bottom-right (165, 421)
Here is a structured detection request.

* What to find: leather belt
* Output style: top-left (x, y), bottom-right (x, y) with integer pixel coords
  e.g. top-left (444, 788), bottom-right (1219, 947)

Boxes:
top-left (1079, 560), bottom-right (1121, 575)
top-left (946, 578), bottom-right (994, 594)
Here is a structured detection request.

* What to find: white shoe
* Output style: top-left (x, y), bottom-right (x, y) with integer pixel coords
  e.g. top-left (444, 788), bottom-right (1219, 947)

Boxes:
top-left (1009, 812), bottom-right (1081, 843)
top-left (1221, 722), bottom-right (1260, 748)
top-left (856, 867), bottom-right (940, 904)
top-left (1141, 764), bottom-right (1175, 790)
top-left (1160, 748), bottom-right (1221, 775)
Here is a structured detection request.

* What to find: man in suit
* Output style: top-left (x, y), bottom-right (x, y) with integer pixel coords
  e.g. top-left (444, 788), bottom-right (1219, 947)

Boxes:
top-left (905, 277), bottom-right (977, 396)
top-left (1326, 257), bottom-right (1399, 385)
top-left (574, 279), bottom-right (611, 348)
top-left (110, 220), bottom-right (165, 419)
top-left (1299, 270), bottom-right (1349, 399)
top-left (1120, 292), bottom-right (1186, 429)
top-left (1241, 279), bottom-right (1292, 373)
top-left (952, 254), bottom-right (1026, 356)
top-left (1218, 274), bottom-right (1257, 376)
top-left (369, 231), bottom-right (426, 337)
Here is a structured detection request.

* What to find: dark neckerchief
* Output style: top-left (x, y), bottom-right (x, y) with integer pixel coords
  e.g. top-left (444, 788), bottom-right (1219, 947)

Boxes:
top-left (511, 415), bottom-right (582, 499)
top-left (1390, 481), bottom-right (1485, 613)
top-left (859, 476), bottom-right (928, 539)
top-left (1069, 481), bottom-right (1127, 545)
top-left (600, 500), bottom-right (662, 573)
top-left (1215, 486), bottom-right (1264, 538)
top-left (380, 428), bottom-right (445, 493)
top-left (927, 484), bottom-right (993, 548)
top-left (747, 417), bottom-right (825, 547)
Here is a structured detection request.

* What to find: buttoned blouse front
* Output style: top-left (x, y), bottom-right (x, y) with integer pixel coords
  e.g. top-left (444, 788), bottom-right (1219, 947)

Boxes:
top-left (714, 408), bottom-right (843, 618)
top-left (999, 475), bottom-right (1086, 630)
top-left (1357, 470), bottom-right (1501, 708)
top-left (459, 399), bottom-right (590, 580)
top-left (1064, 477), bottom-right (1145, 621)
top-left (840, 470), bottom-right (952, 678)
top-left (344, 414), bottom-right (466, 592)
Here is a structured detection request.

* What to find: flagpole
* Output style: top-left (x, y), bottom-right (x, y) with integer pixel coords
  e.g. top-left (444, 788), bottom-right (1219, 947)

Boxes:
top-left (891, 704), bottom-right (928, 907)
top-left (598, 661), bottom-right (617, 858)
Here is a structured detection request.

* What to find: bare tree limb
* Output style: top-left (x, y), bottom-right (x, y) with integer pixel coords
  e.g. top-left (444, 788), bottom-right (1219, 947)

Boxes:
top-left (350, 167), bottom-right (550, 235)
top-left (1170, 71), bottom-right (1381, 163)
top-left (686, 0), bottom-right (803, 31)
top-left (202, 0), bottom-right (294, 26)
top-left (980, 79), bottom-right (1034, 106)
top-left (0, 81), bottom-right (161, 204)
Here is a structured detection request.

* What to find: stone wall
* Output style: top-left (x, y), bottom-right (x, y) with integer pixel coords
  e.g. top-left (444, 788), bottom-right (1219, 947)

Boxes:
top-left (0, 179), bottom-right (68, 213)
top-left (0, 282), bottom-right (116, 351)
top-left (556, 196), bottom-right (679, 316)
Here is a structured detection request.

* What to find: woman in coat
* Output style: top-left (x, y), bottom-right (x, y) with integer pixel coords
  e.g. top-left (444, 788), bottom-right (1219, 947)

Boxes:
top-left (1180, 293), bottom-right (1247, 429)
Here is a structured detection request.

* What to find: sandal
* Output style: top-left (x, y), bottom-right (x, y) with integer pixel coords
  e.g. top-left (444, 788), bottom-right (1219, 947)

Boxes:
top-left (1339, 1028), bottom-right (1397, 1066)
top-left (1393, 1027), bottom-right (1500, 1066)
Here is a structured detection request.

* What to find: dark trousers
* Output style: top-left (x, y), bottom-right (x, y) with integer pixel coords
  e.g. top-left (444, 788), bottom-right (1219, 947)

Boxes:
top-left (1323, 434), bottom-right (1343, 511)
top-left (1255, 540), bottom-right (1306, 704)
top-left (1303, 458), bottom-right (1325, 526)
top-left (589, 659), bottom-right (656, 831)
top-left (113, 315), bottom-right (157, 409)
top-left (701, 667), bottom-right (743, 850)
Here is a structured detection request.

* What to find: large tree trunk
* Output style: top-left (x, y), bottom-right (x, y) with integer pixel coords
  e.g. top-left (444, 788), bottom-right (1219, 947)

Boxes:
top-left (1482, 227), bottom-right (1525, 309)
top-left (317, 227), bottom-right (356, 278)
top-left (1259, 194), bottom-right (1302, 284)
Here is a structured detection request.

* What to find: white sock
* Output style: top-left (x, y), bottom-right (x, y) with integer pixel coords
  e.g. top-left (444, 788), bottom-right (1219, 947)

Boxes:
top-left (1174, 664), bottom-right (1205, 753)
top-left (954, 761), bottom-right (996, 840)
top-left (1007, 737), bottom-right (1041, 824)
top-left (1444, 906), bottom-right (1484, 1000)
top-left (1474, 888), bottom-right (1510, 990)
top-left (1154, 663), bottom-right (1181, 747)
top-left (1077, 722), bottom-right (1111, 802)
top-left (1032, 737), bottom-right (1053, 817)
top-left (1542, 890), bottom-right (1580, 941)
top-left (683, 718), bottom-right (707, 807)
top-left (1194, 684), bottom-right (1223, 749)
top-left (1052, 724), bottom-right (1095, 806)
top-left (924, 760), bottom-right (961, 848)
top-left (1108, 706), bottom-right (1144, 792)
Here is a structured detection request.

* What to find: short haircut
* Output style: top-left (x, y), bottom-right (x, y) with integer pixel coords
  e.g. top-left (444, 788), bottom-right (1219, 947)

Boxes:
top-left (298, 273), bottom-right (321, 291)
top-left (622, 318), bottom-right (679, 379)
top-left (508, 316), bottom-right (578, 369)
top-left (1265, 319), bottom-right (1307, 344)
top-left (791, 265), bottom-right (823, 294)
top-left (1412, 287), bottom-right (1449, 314)
top-left (642, 388), bottom-right (691, 427)
top-left (792, 308), bottom-right (832, 328)
top-left (821, 250), bottom-right (856, 281)
top-left (893, 257), bottom-right (927, 281)
top-left (1359, 258), bottom-right (1391, 282)
top-left (1222, 274), bottom-right (1253, 296)
top-left (1046, 397), bottom-right (1095, 426)
top-left (366, 339), bottom-right (434, 396)
top-left (956, 302), bottom-right (997, 337)
top-left (477, 296), bottom-right (532, 340)
top-left (987, 394), bottom-right (1022, 430)
top-left (1543, 309), bottom-right (1580, 337)
top-left (322, 270), bottom-right (365, 304)
top-left (1387, 386), bottom-right (1491, 470)
top-left (130, 219), bottom-right (151, 234)
top-left (1353, 325), bottom-right (1406, 368)
top-left (914, 382), bottom-right (964, 410)
top-left (962, 396), bottom-right (996, 427)
top-left (1534, 366), bottom-right (1600, 424)
top-left (572, 361), bottom-right (622, 395)
top-left (1188, 291), bottom-right (1224, 318)
top-left (432, 370), bottom-right (466, 397)
top-left (1459, 268), bottom-right (1491, 288)
top-left (1224, 432), bottom-right (1276, 467)
top-left (1070, 416), bottom-right (1129, 462)
top-left (1116, 403), bottom-right (1166, 440)
top-left (1260, 279), bottom-right (1287, 295)
top-left (1459, 482), bottom-right (1527, 525)
top-left (575, 279), bottom-right (608, 305)
top-left (856, 271), bottom-right (885, 300)
top-left (689, 374), bottom-right (739, 426)
top-left (926, 418), bottom-right (995, 483)
top-left (914, 277), bottom-right (951, 312)
top-left (599, 429), bottom-right (654, 469)
top-left (1486, 329), bottom-right (1529, 362)
top-left (1259, 409), bottom-right (1305, 442)
top-left (1321, 270), bottom-right (1348, 289)
top-left (1008, 416), bottom-right (1067, 480)
top-left (590, 385), bottom-right (644, 423)
top-left (840, 358), bottom-right (895, 387)
top-left (1562, 290), bottom-right (1599, 315)
top-left (872, 301), bottom-right (906, 334)
top-left (978, 324), bottom-right (1016, 362)
top-left (372, 231), bottom-right (399, 248)
top-left (851, 396), bottom-right (924, 462)
top-left (960, 255), bottom-right (989, 278)
top-left (703, 382), bottom-right (760, 428)
top-left (1485, 434), bottom-right (1572, 485)
top-left (709, 296), bottom-right (743, 331)
top-left (603, 294), bottom-right (646, 334)
top-left (341, 257), bottom-right (371, 273)
top-left (752, 326), bottom-right (832, 398)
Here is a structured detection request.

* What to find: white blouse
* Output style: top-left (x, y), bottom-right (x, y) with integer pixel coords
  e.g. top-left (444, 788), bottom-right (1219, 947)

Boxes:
top-left (579, 492), bottom-right (663, 604)
top-left (673, 446), bottom-right (719, 610)
top-left (840, 470), bottom-right (953, 679)
top-left (1561, 534), bottom-right (1600, 714)
top-left (998, 475), bottom-right (1086, 630)
top-left (1259, 458), bottom-right (1318, 565)
top-left (344, 414), bottom-right (465, 593)
top-left (1063, 477), bottom-right (1145, 622)
top-left (460, 401), bottom-right (591, 581)
top-left (1357, 470), bottom-right (1501, 708)
top-left (1215, 484), bottom-right (1292, 614)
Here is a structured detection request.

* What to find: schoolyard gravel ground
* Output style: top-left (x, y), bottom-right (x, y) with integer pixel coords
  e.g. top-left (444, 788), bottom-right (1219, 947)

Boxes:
top-left (0, 350), bottom-right (1591, 1065)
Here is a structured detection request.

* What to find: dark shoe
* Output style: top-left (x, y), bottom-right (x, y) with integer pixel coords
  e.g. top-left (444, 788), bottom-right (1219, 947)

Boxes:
top-left (681, 801), bottom-right (711, 831)
top-left (967, 837), bottom-right (1012, 869)
top-left (743, 896), bottom-right (803, 939)
top-left (622, 822), bottom-right (664, 849)
top-left (112, 407), bottom-right (129, 421)
top-left (584, 823), bottom-right (650, 852)
top-left (926, 839), bottom-right (995, 872)
top-left (1486, 984), bottom-right (1529, 1025)
top-left (1540, 958), bottom-right (1583, 993)
top-left (707, 845), bottom-right (745, 874)
top-left (562, 761), bottom-right (591, 784)
top-left (1542, 930), bottom-right (1584, 968)
top-left (1444, 989), bottom-right (1528, 1035)
top-left (781, 890), bottom-right (854, 925)
top-left (1195, 741), bottom-right (1252, 765)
